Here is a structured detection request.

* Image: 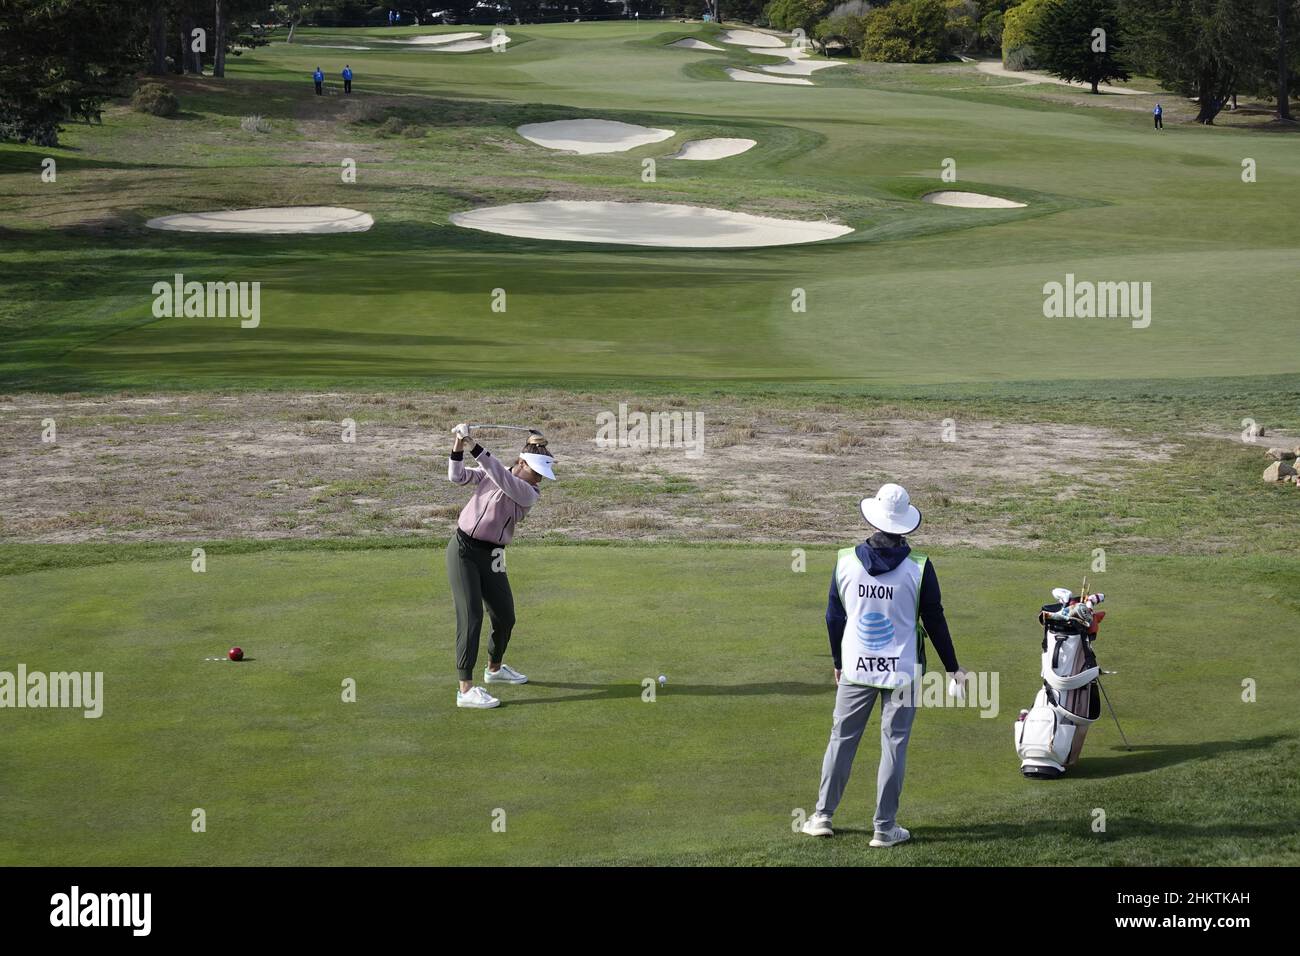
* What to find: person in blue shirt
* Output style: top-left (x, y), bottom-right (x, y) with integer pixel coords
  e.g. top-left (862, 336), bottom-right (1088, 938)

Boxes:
top-left (313, 67), bottom-right (324, 96)
top-left (342, 65), bottom-right (353, 94)
top-left (1153, 102), bottom-right (1163, 130)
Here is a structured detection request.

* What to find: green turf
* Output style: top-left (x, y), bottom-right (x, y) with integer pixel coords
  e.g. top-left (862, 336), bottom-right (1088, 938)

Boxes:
top-left (1, 542), bottom-right (1295, 865)
top-left (2, 23), bottom-right (1297, 393)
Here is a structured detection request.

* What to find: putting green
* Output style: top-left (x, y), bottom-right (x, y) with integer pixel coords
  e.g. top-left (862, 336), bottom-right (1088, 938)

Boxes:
top-left (1, 543), bottom-right (1295, 865)
top-left (1, 22), bottom-right (1297, 393)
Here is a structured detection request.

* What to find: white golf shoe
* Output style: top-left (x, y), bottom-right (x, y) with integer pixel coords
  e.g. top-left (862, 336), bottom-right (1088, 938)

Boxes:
top-left (456, 686), bottom-right (500, 709)
top-left (484, 663), bottom-right (528, 684)
top-left (870, 825), bottom-right (911, 847)
top-left (801, 814), bottom-right (834, 837)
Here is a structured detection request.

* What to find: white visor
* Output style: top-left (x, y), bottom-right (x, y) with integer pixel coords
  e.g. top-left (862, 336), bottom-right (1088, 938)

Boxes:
top-left (520, 452), bottom-right (556, 481)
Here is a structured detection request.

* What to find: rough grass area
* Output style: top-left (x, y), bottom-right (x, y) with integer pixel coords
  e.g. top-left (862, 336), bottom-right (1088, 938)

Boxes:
top-left (2, 389), bottom-right (1297, 555)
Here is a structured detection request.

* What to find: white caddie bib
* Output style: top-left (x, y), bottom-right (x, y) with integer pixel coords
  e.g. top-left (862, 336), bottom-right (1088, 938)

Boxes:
top-left (835, 547), bottom-right (928, 689)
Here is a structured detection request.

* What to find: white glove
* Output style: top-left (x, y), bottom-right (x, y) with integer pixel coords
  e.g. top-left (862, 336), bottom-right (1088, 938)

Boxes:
top-left (452, 423), bottom-right (472, 441)
top-left (948, 668), bottom-right (969, 700)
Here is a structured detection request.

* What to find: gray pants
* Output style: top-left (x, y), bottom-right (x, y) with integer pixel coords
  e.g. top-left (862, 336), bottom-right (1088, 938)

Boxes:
top-left (815, 681), bottom-right (917, 831)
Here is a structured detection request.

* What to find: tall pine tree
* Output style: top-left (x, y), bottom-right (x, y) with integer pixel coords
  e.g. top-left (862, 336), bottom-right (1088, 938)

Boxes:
top-left (1033, 0), bottom-right (1130, 93)
top-left (0, 0), bottom-right (148, 146)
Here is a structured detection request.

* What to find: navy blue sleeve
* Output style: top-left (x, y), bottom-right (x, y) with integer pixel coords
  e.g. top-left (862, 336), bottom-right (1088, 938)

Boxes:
top-left (919, 559), bottom-right (960, 672)
top-left (826, 567), bottom-right (847, 670)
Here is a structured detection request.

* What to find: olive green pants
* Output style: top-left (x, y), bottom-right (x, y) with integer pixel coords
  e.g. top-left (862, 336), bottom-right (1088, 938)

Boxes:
top-left (447, 533), bottom-right (516, 681)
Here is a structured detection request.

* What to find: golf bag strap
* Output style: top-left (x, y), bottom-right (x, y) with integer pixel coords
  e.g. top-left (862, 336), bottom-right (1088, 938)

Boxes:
top-left (1044, 666), bottom-right (1100, 691)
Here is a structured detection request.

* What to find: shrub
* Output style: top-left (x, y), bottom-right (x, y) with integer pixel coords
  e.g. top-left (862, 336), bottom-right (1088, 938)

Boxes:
top-left (131, 83), bottom-right (178, 117)
top-left (1004, 44), bottom-right (1036, 71)
top-left (1001, 0), bottom-right (1052, 67)
top-left (765, 0), bottom-right (832, 33)
top-left (814, 13), bottom-right (868, 55)
top-left (376, 116), bottom-right (406, 137)
top-left (240, 114), bottom-right (271, 133)
top-left (861, 0), bottom-right (950, 62)
top-left (945, 0), bottom-right (980, 52)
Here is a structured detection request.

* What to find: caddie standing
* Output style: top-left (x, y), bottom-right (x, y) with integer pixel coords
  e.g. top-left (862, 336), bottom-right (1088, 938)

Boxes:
top-left (801, 483), bottom-right (967, 846)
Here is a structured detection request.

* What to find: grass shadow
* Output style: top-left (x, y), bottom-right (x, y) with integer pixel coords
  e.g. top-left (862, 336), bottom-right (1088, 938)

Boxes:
top-left (1066, 734), bottom-right (1293, 779)
top-left (502, 679), bottom-right (830, 706)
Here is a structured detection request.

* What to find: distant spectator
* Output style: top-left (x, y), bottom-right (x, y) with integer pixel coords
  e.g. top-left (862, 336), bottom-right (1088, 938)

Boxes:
top-left (342, 64), bottom-right (353, 94)
top-left (313, 66), bottom-right (324, 96)
top-left (1153, 102), bottom-right (1162, 130)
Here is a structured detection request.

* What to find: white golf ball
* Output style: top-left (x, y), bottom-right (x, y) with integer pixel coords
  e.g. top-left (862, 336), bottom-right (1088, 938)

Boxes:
top-left (658, 675), bottom-right (667, 685)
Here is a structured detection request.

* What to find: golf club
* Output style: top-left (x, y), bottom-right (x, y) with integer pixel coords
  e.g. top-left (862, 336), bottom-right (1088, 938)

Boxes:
top-left (467, 424), bottom-right (544, 437)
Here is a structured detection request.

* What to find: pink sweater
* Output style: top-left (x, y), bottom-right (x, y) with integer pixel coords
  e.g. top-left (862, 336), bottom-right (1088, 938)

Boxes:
top-left (448, 445), bottom-right (540, 546)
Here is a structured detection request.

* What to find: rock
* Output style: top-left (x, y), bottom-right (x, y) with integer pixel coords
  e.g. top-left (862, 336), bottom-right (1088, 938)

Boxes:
top-left (1266, 448), bottom-right (1297, 461)
top-left (1263, 461), bottom-right (1297, 482)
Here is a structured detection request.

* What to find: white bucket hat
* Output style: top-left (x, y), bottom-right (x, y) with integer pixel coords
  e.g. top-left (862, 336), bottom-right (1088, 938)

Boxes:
top-left (520, 452), bottom-right (557, 481)
top-left (860, 482), bottom-right (921, 535)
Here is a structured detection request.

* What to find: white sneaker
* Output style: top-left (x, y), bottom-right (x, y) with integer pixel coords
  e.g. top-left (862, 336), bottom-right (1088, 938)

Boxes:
top-left (870, 825), bottom-right (910, 847)
top-left (484, 663), bottom-right (528, 684)
top-left (801, 814), bottom-right (834, 837)
top-left (456, 686), bottom-right (500, 709)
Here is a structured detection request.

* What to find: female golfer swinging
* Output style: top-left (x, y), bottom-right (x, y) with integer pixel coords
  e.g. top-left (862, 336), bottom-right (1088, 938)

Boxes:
top-left (446, 423), bottom-right (557, 709)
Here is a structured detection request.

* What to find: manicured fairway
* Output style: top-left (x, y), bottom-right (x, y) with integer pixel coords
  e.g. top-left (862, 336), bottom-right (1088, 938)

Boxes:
top-left (2, 543), bottom-right (1295, 865)
top-left (2, 23), bottom-right (1298, 392)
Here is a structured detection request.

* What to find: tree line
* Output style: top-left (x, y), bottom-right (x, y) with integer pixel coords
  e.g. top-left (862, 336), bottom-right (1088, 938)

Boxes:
top-left (2, 0), bottom-right (1295, 146)
top-left (1, 1), bottom-right (271, 146)
top-left (769, 0), bottom-right (1297, 123)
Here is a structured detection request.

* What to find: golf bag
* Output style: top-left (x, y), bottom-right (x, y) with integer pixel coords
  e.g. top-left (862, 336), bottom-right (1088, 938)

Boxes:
top-left (1014, 591), bottom-right (1106, 779)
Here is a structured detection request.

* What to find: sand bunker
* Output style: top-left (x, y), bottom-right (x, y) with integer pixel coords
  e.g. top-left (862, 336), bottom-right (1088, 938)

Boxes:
top-left (145, 206), bottom-right (375, 235)
top-left (517, 119), bottom-right (674, 154)
top-left (450, 201), bottom-right (852, 248)
top-left (921, 191), bottom-right (1027, 209)
top-left (379, 32), bottom-right (480, 45)
top-left (669, 38), bottom-right (723, 51)
top-left (378, 32), bottom-right (510, 51)
top-left (718, 29), bottom-right (786, 48)
top-left (725, 68), bottom-right (812, 86)
top-left (668, 138), bottom-right (757, 161)
top-left (308, 44), bottom-right (372, 50)
top-left (431, 37), bottom-right (510, 52)
top-left (764, 58), bottom-right (846, 76)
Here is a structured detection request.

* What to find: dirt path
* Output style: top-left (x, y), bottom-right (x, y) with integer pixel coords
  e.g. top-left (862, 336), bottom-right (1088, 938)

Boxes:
top-left (968, 58), bottom-right (1153, 95)
top-left (0, 390), bottom-right (1178, 548)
